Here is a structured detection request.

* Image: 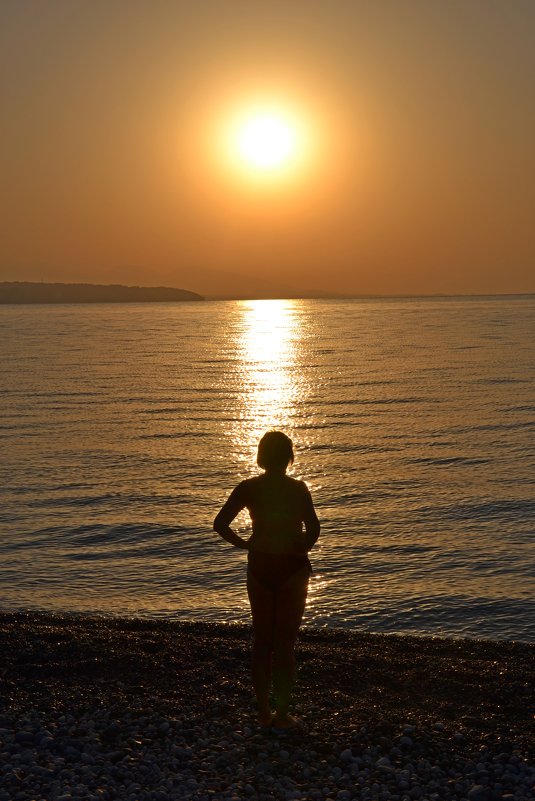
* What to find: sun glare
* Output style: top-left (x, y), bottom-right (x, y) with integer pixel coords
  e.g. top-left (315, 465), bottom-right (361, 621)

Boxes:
top-left (236, 114), bottom-right (296, 169)
top-left (210, 97), bottom-right (319, 186)
top-left (220, 102), bottom-right (308, 180)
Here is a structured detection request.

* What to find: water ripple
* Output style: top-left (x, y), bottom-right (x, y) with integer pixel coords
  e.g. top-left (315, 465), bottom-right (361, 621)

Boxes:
top-left (1, 297), bottom-right (534, 640)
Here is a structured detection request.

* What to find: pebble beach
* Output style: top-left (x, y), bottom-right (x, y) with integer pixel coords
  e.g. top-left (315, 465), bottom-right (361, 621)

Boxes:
top-left (0, 613), bottom-right (533, 801)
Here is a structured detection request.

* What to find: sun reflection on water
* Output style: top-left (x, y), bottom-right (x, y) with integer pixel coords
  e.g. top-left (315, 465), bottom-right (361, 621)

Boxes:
top-left (231, 298), bottom-right (323, 620)
top-left (234, 299), bottom-right (302, 468)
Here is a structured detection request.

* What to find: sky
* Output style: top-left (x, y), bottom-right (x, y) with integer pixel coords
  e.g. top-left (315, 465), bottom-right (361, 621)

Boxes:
top-left (1, 0), bottom-right (534, 298)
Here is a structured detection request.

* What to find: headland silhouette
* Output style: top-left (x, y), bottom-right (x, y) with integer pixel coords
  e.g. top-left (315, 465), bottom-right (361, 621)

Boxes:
top-left (0, 281), bottom-right (204, 304)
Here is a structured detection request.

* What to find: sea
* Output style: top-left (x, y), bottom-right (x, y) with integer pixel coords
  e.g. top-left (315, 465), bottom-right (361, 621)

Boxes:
top-left (1, 296), bottom-right (534, 642)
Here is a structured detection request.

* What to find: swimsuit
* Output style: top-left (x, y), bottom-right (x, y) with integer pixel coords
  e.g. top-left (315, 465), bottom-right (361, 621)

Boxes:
top-left (247, 550), bottom-right (311, 591)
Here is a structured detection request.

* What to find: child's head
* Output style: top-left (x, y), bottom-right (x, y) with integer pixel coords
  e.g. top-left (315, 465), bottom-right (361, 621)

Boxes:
top-left (257, 431), bottom-right (294, 472)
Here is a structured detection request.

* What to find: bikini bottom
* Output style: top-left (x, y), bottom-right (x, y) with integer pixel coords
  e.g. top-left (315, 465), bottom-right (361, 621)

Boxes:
top-left (247, 550), bottom-right (311, 592)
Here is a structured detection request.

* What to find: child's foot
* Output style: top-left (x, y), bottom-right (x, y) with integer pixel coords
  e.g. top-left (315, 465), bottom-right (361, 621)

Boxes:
top-left (271, 712), bottom-right (301, 729)
top-left (257, 709), bottom-right (273, 727)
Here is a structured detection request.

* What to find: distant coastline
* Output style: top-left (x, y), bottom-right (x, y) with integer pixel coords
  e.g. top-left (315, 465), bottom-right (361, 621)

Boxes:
top-left (0, 282), bottom-right (204, 304)
top-left (1, 282), bottom-right (533, 304)
top-left (205, 291), bottom-right (535, 301)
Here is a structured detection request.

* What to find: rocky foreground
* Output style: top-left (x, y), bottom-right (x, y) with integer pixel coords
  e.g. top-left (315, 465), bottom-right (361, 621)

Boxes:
top-left (0, 613), bottom-right (533, 801)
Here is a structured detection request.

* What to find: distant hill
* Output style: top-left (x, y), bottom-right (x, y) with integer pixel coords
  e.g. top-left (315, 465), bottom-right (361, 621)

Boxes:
top-left (0, 282), bottom-right (203, 303)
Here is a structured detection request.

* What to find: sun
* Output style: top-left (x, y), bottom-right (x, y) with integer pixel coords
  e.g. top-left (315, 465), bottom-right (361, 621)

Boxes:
top-left (235, 112), bottom-right (298, 170)
top-left (214, 100), bottom-right (313, 184)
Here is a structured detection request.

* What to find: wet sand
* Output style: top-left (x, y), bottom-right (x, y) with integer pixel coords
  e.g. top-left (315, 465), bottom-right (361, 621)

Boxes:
top-left (1, 612), bottom-right (533, 800)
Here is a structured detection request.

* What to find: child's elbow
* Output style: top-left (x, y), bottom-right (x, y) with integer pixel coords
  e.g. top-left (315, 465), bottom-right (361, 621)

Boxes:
top-left (213, 512), bottom-right (228, 533)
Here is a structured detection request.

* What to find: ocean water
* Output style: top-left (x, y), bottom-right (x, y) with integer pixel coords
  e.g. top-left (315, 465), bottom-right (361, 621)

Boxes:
top-left (1, 297), bottom-right (534, 642)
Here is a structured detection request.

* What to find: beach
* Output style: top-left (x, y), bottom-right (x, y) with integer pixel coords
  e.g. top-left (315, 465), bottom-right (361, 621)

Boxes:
top-left (1, 613), bottom-right (533, 801)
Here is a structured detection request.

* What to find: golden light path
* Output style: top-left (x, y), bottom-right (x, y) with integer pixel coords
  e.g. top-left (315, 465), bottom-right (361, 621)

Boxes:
top-left (227, 298), bottom-right (301, 592)
top-left (237, 299), bottom-right (300, 460)
top-left (232, 298), bottom-right (327, 618)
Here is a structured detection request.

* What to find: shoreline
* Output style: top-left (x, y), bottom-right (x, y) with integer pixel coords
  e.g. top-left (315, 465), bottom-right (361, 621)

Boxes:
top-left (1, 612), bottom-right (533, 801)
top-left (3, 606), bottom-right (534, 646)
top-left (2, 607), bottom-right (533, 646)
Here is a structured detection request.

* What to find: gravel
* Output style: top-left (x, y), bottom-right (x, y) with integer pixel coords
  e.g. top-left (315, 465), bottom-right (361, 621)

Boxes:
top-left (0, 612), bottom-right (533, 801)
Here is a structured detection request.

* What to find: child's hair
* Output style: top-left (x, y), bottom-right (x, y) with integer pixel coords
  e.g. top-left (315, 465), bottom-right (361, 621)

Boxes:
top-left (257, 431), bottom-right (295, 470)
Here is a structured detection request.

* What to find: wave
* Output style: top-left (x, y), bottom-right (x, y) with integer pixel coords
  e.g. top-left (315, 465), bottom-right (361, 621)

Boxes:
top-left (408, 455), bottom-right (490, 466)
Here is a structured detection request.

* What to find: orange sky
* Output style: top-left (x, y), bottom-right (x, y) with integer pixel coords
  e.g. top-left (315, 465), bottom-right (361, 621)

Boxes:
top-left (1, 1), bottom-right (534, 298)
